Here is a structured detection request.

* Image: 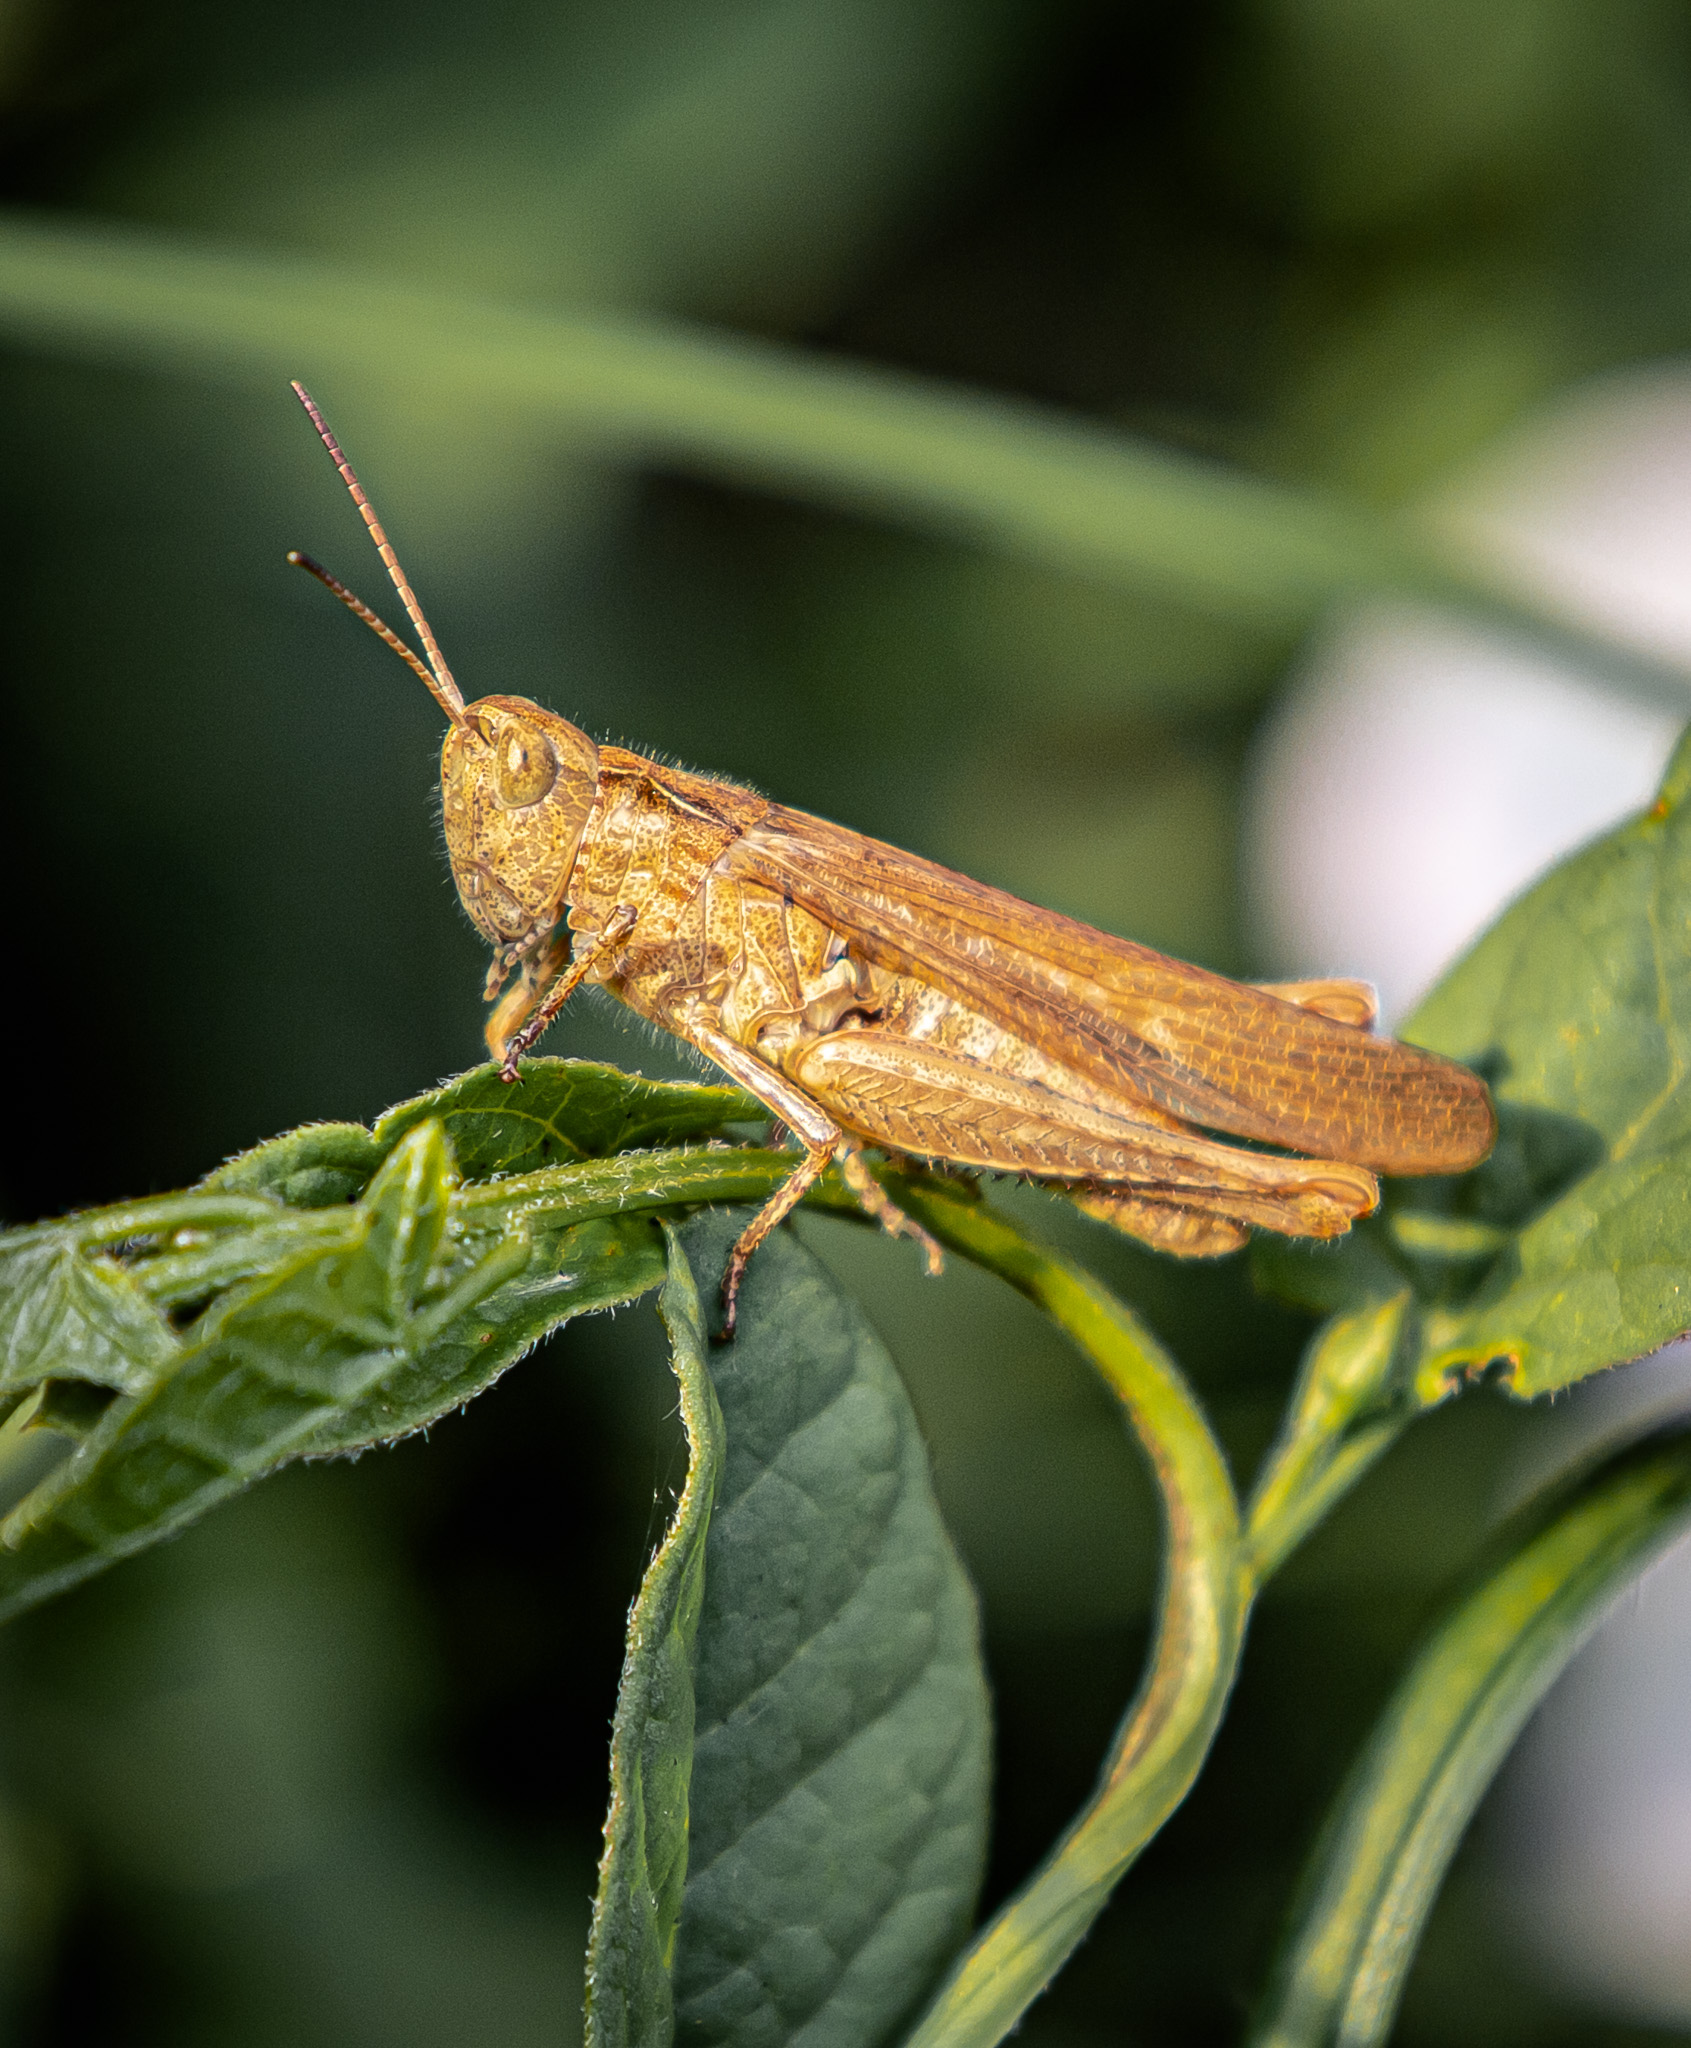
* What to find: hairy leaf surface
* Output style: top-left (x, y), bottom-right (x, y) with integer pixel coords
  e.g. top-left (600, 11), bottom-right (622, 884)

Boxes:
top-left (375, 1060), bottom-right (758, 1177)
top-left (587, 1229), bottom-right (725, 2048)
top-left (0, 1059), bottom-right (754, 1620)
top-left (671, 1211), bottom-right (991, 2048)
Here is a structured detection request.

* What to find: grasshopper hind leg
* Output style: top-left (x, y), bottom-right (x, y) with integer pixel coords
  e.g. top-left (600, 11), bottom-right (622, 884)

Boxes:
top-left (1071, 1189), bottom-right (1248, 1258)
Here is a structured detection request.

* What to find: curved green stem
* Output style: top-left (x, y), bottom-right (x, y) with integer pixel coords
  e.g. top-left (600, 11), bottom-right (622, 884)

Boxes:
top-left (880, 1178), bottom-right (1247, 2048)
top-left (1251, 1420), bottom-right (1691, 2048)
top-left (1245, 1295), bottom-right (1413, 1583)
top-left (456, 1144), bottom-right (801, 1224)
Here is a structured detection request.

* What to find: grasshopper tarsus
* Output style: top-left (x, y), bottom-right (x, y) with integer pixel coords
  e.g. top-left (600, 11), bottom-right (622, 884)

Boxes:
top-left (836, 1145), bottom-right (945, 1276)
top-left (715, 1263), bottom-right (746, 1344)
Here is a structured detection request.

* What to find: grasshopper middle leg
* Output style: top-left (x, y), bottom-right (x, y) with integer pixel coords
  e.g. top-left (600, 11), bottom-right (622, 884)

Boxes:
top-left (686, 1025), bottom-right (940, 1334)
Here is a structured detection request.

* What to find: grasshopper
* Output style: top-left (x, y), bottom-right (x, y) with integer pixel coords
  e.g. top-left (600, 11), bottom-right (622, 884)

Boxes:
top-left (288, 384), bottom-right (1493, 1332)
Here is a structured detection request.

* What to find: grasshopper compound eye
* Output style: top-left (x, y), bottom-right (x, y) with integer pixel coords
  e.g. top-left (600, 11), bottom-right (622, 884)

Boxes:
top-left (493, 719), bottom-right (558, 808)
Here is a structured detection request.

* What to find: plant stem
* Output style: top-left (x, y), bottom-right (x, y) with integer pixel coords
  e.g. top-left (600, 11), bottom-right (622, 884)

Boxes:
top-left (1250, 1420), bottom-right (1691, 2048)
top-left (887, 1178), bottom-right (1247, 2048)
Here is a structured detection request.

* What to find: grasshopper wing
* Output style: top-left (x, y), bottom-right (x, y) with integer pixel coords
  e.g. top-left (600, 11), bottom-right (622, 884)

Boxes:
top-left (721, 807), bottom-right (1493, 1176)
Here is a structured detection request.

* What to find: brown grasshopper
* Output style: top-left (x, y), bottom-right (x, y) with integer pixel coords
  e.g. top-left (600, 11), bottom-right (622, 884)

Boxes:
top-left (287, 384), bottom-right (1494, 1332)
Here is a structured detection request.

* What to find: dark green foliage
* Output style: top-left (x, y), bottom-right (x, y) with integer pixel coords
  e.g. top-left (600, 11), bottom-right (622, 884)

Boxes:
top-left (6, 782), bottom-right (1691, 2048)
top-left (10, 8), bottom-right (1691, 2036)
top-left (671, 1212), bottom-right (990, 2048)
top-left (582, 1210), bottom-right (993, 2048)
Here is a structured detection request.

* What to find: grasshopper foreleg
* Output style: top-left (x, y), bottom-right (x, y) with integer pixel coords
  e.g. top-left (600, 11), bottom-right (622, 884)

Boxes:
top-left (492, 904), bottom-right (639, 1078)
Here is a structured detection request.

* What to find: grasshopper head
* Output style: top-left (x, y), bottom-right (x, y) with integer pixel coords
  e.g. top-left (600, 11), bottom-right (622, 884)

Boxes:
top-left (442, 696), bottom-right (600, 947)
top-left (283, 388), bottom-right (599, 954)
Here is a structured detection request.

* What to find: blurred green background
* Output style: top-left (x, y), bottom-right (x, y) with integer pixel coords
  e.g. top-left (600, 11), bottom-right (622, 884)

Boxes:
top-left (2, 1), bottom-right (1691, 2041)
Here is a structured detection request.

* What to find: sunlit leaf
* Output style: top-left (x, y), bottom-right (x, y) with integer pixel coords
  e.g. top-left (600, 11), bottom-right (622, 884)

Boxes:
top-left (1258, 728), bottom-right (1691, 1402)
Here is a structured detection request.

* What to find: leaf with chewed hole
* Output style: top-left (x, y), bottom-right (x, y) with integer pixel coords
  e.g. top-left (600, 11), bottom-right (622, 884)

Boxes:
top-left (1259, 728), bottom-right (1691, 1404)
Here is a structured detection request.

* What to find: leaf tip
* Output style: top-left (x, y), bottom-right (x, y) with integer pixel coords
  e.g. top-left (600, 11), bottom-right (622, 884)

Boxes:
top-left (1649, 722), bottom-right (1691, 819)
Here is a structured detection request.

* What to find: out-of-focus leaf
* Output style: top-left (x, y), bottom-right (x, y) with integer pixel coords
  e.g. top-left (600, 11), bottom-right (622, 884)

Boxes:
top-left (0, 209), bottom-right (1666, 670)
top-left (1250, 1419), bottom-right (1691, 2048)
top-left (671, 1209), bottom-right (991, 2048)
top-left (587, 1227), bottom-right (724, 2048)
top-left (1257, 728), bottom-right (1691, 1403)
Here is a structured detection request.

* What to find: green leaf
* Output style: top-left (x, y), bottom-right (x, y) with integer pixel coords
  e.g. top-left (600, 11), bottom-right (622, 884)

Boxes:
top-left (0, 208), bottom-right (1669, 677)
top-left (202, 1121), bottom-right (387, 1208)
top-left (1395, 726), bottom-right (1691, 1397)
top-left (1257, 729), bottom-right (1691, 1405)
top-left (0, 1235), bottom-right (179, 1398)
top-left (0, 1065), bottom-right (822, 1627)
top-left (0, 1122), bottom-right (666, 1620)
top-left (587, 1226), bottom-right (726, 2048)
top-left (375, 1058), bottom-right (758, 1176)
top-left (1250, 1417), bottom-right (1691, 2048)
top-left (668, 1210), bottom-right (991, 2048)
top-left (206, 1059), bottom-right (755, 1196)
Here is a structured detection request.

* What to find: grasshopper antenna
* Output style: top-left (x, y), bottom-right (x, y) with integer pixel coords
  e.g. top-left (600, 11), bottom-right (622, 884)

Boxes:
top-left (287, 381), bottom-right (468, 729)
